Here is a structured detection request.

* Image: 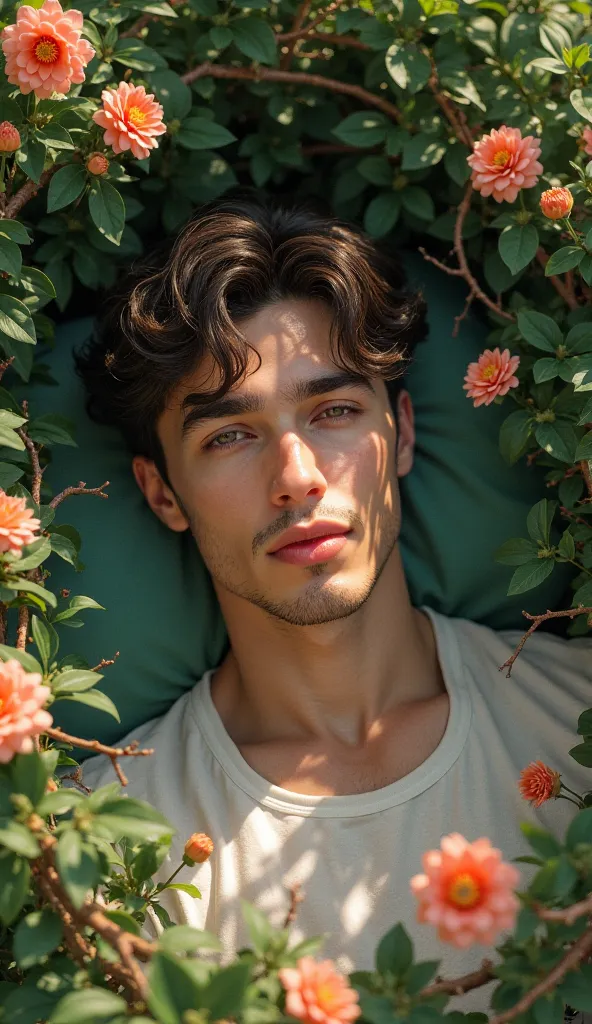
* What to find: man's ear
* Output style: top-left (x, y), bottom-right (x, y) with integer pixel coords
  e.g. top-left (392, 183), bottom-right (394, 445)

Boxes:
top-left (395, 390), bottom-right (415, 479)
top-left (132, 456), bottom-right (190, 532)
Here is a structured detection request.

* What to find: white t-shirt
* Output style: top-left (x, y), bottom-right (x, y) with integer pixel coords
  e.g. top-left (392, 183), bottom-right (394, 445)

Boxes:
top-left (82, 610), bottom-right (591, 1011)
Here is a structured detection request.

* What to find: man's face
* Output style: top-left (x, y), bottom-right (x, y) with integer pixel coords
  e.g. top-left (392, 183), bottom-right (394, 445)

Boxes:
top-left (134, 299), bottom-right (415, 625)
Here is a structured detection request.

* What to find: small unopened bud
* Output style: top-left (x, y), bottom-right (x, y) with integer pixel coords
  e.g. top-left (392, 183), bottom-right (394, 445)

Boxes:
top-left (183, 832), bottom-right (214, 865)
top-left (0, 121), bottom-right (21, 153)
top-left (46, 778), bottom-right (58, 793)
top-left (86, 152), bottom-right (109, 176)
top-left (540, 187), bottom-right (574, 221)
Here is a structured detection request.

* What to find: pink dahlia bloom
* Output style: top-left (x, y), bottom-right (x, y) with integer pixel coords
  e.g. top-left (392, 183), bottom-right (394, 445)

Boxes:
top-left (410, 833), bottom-right (520, 949)
top-left (463, 347), bottom-right (520, 407)
top-left (582, 127), bottom-right (592, 157)
top-left (0, 659), bottom-right (52, 763)
top-left (1, 0), bottom-right (95, 100)
top-left (279, 957), bottom-right (360, 1024)
top-left (93, 82), bottom-right (166, 161)
top-left (467, 126), bottom-right (542, 203)
top-left (0, 490), bottom-right (40, 555)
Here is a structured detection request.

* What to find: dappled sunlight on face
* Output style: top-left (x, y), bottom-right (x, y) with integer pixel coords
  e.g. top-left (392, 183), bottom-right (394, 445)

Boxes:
top-left (156, 298), bottom-right (409, 626)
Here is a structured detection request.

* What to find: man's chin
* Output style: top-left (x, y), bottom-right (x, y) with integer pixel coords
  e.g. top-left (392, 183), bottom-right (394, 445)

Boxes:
top-left (239, 574), bottom-right (378, 626)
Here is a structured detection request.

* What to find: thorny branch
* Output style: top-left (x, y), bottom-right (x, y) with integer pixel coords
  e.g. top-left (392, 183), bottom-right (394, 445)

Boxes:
top-left (420, 960), bottom-right (494, 998)
top-left (46, 725), bottom-right (154, 787)
top-left (537, 892), bottom-right (592, 925)
top-left (283, 882), bottom-right (304, 928)
top-left (181, 62), bottom-right (402, 124)
top-left (1, 165), bottom-right (61, 220)
top-left (501, 606), bottom-right (592, 676)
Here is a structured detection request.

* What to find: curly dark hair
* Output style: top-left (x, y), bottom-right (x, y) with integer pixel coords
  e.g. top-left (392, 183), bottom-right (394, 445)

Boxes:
top-left (77, 189), bottom-right (427, 480)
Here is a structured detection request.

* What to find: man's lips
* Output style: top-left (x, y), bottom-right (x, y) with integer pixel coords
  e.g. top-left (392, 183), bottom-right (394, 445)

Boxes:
top-left (267, 522), bottom-right (353, 566)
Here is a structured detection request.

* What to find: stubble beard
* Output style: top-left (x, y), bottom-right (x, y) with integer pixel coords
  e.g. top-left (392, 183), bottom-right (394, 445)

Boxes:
top-left (188, 506), bottom-right (401, 627)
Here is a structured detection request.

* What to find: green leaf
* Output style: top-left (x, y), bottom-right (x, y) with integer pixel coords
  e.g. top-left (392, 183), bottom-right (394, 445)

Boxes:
top-left (572, 578), bottom-right (592, 607)
top-left (49, 988), bottom-right (127, 1024)
top-left (176, 116), bottom-right (236, 151)
top-left (507, 558), bottom-right (555, 595)
top-left (578, 708), bottom-right (592, 735)
top-left (16, 139), bottom-right (46, 185)
top-left (533, 992), bottom-right (566, 1024)
top-left (88, 179), bottom-right (125, 245)
top-left (0, 643), bottom-right (41, 673)
top-left (405, 960), bottom-right (439, 995)
top-left (575, 430), bottom-right (592, 459)
top-left (37, 123), bottom-right (76, 151)
top-left (400, 186), bottom-right (435, 221)
top-left (166, 881), bottom-right (202, 897)
top-left (357, 156), bottom-right (392, 187)
top-left (558, 966), bottom-right (592, 1012)
top-left (37, 788), bottom-right (84, 816)
top-left (159, 925), bottom-right (221, 954)
top-left (332, 112), bottom-right (388, 147)
top-left (55, 830), bottom-right (99, 909)
top-left (56, 688), bottom-right (120, 721)
top-left (385, 42), bottom-right (431, 93)
top-left (150, 69), bottom-right (192, 120)
top-left (0, 854), bottom-right (29, 925)
top-left (200, 962), bottom-right (252, 1021)
top-left (231, 16), bottom-right (277, 65)
top-left (47, 165), bottom-right (87, 214)
top-left (0, 236), bottom-right (22, 279)
top-left (0, 294), bottom-right (36, 344)
top-left (375, 922), bottom-right (413, 975)
top-left (31, 615), bottom-right (57, 675)
top-left (52, 668), bottom-right (102, 694)
top-left (0, 462), bottom-right (23, 489)
top-left (363, 193), bottom-right (400, 238)
top-left (0, 221), bottom-right (31, 246)
top-left (495, 537), bottom-right (539, 565)
top-left (521, 822), bottom-right (562, 858)
top-left (93, 797), bottom-right (174, 842)
top-left (566, 806), bottom-right (592, 849)
top-left (566, 322), bottom-right (592, 353)
top-left (558, 529), bottom-right (576, 560)
top-left (14, 909), bottom-right (63, 969)
top-left (241, 900), bottom-right (274, 956)
top-left (3, 577), bottom-right (57, 608)
top-left (517, 310), bottom-right (562, 351)
top-left (569, 740), bottom-right (592, 766)
top-left (148, 950), bottom-right (208, 1024)
top-left (402, 133), bottom-right (446, 171)
top-left (535, 421), bottom-right (578, 464)
top-left (112, 39), bottom-right (166, 71)
top-left (26, 413), bottom-right (76, 446)
top-left (526, 498), bottom-right (557, 546)
top-left (10, 749), bottom-right (49, 806)
top-left (533, 358), bottom-right (562, 383)
top-left (499, 409), bottom-right (532, 464)
top-left (499, 223), bottom-right (539, 274)
top-left (545, 246), bottom-right (585, 275)
top-left (0, 820), bottom-right (41, 857)
top-left (570, 86), bottom-right (592, 122)
top-left (0, 422), bottom-right (25, 450)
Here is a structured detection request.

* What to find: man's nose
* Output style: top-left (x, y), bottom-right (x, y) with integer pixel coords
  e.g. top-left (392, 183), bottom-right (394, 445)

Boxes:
top-left (270, 433), bottom-right (328, 507)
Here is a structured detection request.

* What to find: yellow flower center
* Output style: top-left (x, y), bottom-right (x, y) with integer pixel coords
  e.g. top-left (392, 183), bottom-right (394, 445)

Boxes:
top-left (127, 105), bottom-right (147, 126)
top-left (492, 148), bottom-right (510, 167)
top-left (34, 35), bottom-right (59, 64)
top-left (447, 872), bottom-right (481, 908)
top-left (480, 363), bottom-right (497, 380)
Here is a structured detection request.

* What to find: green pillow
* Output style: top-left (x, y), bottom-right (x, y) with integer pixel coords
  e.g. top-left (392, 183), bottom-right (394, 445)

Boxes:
top-left (30, 260), bottom-right (566, 745)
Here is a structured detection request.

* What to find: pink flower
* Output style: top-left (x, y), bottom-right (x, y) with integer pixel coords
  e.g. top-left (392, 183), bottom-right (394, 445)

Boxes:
top-left (519, 761), bottom-right (562, 808)
top-left (463, 347), bottom-right (520, 407)
top-left (93, 82), bottom-right (166, 161)
top-left (410, 833), bottom-right (520, 949)
top-left (0, 659), bottom-right (52, 763)
top-left (279, 957), bottom-right (360, 1024)
top-left (1, 0), bottom-right (94, 100)
top-left (0, 490), bottom-right (40, 556)
top-left (467, 126), bottom-right (543, 204)
top-left (582, 126), bottom-right (592, 157)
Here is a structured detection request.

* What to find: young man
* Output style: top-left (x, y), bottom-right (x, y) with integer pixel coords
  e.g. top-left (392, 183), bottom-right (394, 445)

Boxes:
top-left (79, 193), bottom-right (590, 1003)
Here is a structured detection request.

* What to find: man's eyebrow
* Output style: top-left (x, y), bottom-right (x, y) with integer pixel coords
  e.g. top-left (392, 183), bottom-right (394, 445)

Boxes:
top-left (181, 371), bottom-right (375, 438)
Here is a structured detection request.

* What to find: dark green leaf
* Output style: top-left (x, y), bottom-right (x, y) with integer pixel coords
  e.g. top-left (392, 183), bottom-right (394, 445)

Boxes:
top-left (14, 909), bottom-right (63, 968)
top-left (402, 133), bottom-right (446, 171)
top-left (364, 193), bottom-right (400, 238)
top-left (159, 924), bottom-right (221, 954)
top-left (16, 140), bottom-right (46, 185)
top-left (0, 294), bottom-right (35, 344)
top-left (177, 117), bottom-right (236, 151)
top-left (232, 16), bottom-right (277, 65)
top-left (385, 42), bottom-right (431, 93)
top-left (241, 900), bottom-right (274, 955)
top-left (0, 643), bottom-right (41, 673)
top-left (533, 358), bottom-right (562, 383)
top-left (571, 86), bottom-right (592, 122)
top-left (332, 112), bottom-right (388, 148)
top-left (578, 708), bottom-right (592, 735)
top-left (520, 822), bottom-right (562, 858)
top-left (10, 749), bottom-right (48, 806)
top-left (56, 688), bottom-right (119, 721)
top-left (517, 310), bottom-right (562, 351)
top-left (526, 498), bottom-right (557, 546)
top-left (0, 853), bottom-right (29, 924)
top-left (49, 988), bottom-right (127, 1024)
top-left (52, 668), bottom-right (102, 694)
top-left (495, 537), bottom-right (539, 565)
top-left (46, 165), bottom-right (86, 214)
top-left (507, 558), bottom-right (554, 596)
top-left (32, 615), bottom-right (58, 673)
top-left (375, 922), bottom-right (413, 975)
top-left (148, 950), bottom-right (208, 1024)
top-left (0, 236), bottom-right (22, 279)
top-left (400, 186), bottom-right (435, 221)
top-left (575, 430), bottom-right (592, 460)
top-left (55, 830), bottom-right (100, 909)
top-left (27, 414), bottom-right (76, 446)
top-left (0, 820), bottom-right (41, 858)
top-left (558, 966), bottom-right (592, 1012)
top-left (566, 807), bottom-right (592, 848)
top-left (569, 740), bottom-right (592, 766)
top-left (150, 69), bottom-right (192, 120)
top-left (535, 421), bottom-right (578, 464)
top-left (88, 179), bottom-right (125, 245)
top-left (499, 409), bottom-right (532, 464)
top-left (0, 461), bottom-right (23, 489)
top-left (545, 246), bottom-right (585, 275)
top-left (499, 224), bottom-right (539, 274)
top-left (93, 796), bottom-right (173, 842)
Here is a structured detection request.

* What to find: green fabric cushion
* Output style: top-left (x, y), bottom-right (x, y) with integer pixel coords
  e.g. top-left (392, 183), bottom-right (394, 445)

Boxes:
top-left (30, 259), bottom-right (567, 745)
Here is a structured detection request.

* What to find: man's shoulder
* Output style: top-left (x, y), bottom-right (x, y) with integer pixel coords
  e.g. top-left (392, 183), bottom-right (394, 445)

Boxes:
top-left (79, 678), bottom-right (207, 795)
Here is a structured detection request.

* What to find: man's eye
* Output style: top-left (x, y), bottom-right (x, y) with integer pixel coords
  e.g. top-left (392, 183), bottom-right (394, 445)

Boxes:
top-left (317, 405), bottom-right (357, 420)
top-left (208, 429), bottom-right (248, 449)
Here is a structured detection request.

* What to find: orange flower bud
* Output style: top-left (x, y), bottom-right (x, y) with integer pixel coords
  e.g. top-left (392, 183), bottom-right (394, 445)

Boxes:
top-left (519, 761), bottom-right (561, 807)
top-left (540, 187), bottom-right (574, 220)
top-left (183, 832), bottom-right (214, 865)
top-left (45, 778), bottom-right (58, 793)
top-left (0, 122), bottom-right (21, 153)
top-left (86, 152), bottom-right (109, 176)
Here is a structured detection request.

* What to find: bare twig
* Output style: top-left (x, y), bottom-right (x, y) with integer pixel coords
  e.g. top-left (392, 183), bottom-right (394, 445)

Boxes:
top-left (119, 12), bottom-right (151, 38)
top-left (283, 882), bottom-right (304, 928)
top-left (281, 31), bottom-right (370, 52)
top-left (420, 960), bottom-right (494, 998)
top-left (488, 925), bottom-right (592, 1024)
top-left (45, 725), bottom-right (153, 787)
top-left (537, 893), bottom-right (592, 925)
top-left (90, 651), bottom-right (120, 673)
top-left (181, 62), bottom-right (402, 124)
top-left (17, 424), bottom-right (43, 505)
top-left (428, 65), bottom-right (474, 150)
top-left (50, 479), bottom-right (110, 509)
top-left (501, 607), bottom-right (592, 676)
top-left (279, 0), bottom-right (312, 70)
top-left (580, 459), bottom-right (592, 499)
top-left (279, 0), bottom-right (348, 43)
top-left (3, 165), bottom-right (61, 220)
top-left (536, 249), bottom-right (580, 310)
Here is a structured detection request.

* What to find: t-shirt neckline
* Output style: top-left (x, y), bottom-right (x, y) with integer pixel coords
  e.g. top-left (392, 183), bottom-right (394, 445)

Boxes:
top-left (189, 608), bottom-right (472, 818)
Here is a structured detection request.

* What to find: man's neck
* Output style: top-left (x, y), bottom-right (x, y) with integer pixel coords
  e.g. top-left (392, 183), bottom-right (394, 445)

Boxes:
top-left (211, 547), bottom-right (445, 752)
